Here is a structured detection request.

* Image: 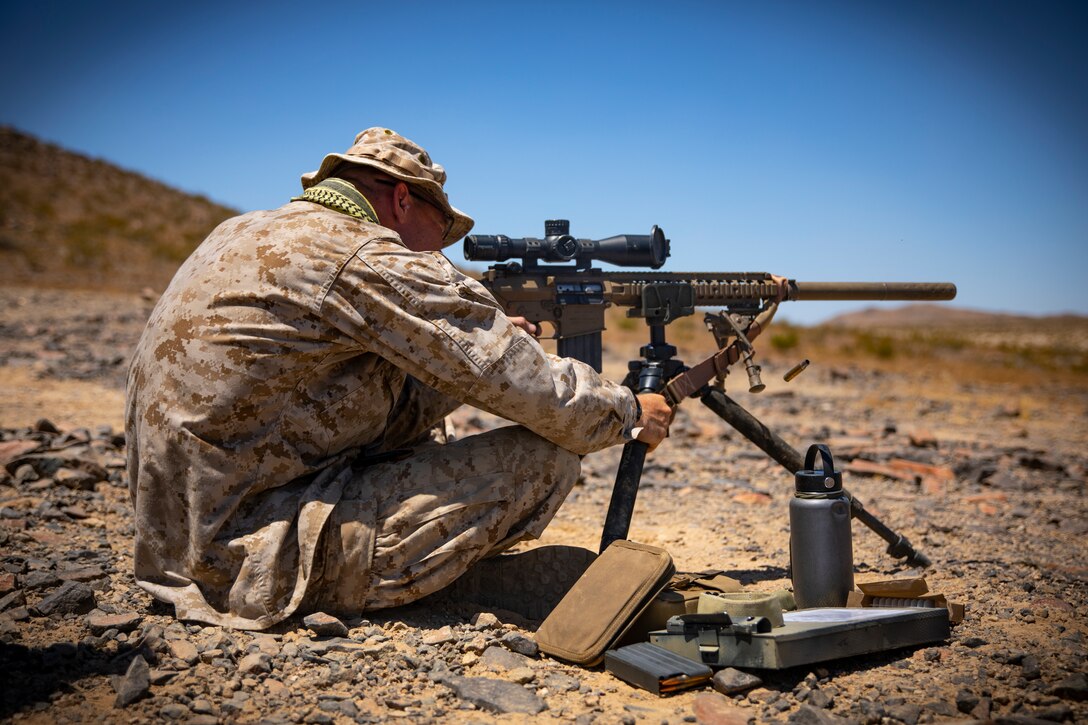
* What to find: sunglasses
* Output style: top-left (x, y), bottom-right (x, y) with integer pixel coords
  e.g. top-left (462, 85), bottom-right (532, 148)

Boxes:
top-left (372, 178), bottom-right (453, 239)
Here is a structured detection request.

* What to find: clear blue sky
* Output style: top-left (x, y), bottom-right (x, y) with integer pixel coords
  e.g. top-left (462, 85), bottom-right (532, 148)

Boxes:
top-left (3, 1), bottom-right (1085, 324)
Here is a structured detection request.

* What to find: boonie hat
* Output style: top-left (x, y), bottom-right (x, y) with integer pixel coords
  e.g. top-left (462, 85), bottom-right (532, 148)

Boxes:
top-left (301, 127), bottom-right (474, 245)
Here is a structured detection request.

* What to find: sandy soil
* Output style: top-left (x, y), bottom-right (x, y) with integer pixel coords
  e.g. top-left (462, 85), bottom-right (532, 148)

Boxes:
top-left (1, 286), bottom-right (1086, 724)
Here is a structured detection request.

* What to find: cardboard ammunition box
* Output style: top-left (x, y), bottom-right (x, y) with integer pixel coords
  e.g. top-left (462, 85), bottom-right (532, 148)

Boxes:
top-left (847, 577), bottom-right (965, 624)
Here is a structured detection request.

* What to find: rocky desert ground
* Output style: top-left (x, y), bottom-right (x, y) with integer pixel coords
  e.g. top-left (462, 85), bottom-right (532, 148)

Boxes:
top-left (1, 285), bottom-right (1086, 725)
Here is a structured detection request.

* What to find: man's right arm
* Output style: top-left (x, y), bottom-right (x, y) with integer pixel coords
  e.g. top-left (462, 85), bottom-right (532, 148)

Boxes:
top-left (323, 243), bottom-right (644, 455)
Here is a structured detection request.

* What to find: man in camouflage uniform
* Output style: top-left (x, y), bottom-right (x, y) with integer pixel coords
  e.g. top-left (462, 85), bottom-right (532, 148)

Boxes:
top-left (126, 127), bottom-right (673, 630)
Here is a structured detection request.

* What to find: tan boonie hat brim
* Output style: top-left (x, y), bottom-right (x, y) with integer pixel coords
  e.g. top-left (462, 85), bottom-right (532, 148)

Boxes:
top-left (301, 127), bottom-right (474, 245)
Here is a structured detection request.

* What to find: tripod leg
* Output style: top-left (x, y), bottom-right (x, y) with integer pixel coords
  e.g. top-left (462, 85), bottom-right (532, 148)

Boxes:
top-left (700, 387), bottom-right (931, 568)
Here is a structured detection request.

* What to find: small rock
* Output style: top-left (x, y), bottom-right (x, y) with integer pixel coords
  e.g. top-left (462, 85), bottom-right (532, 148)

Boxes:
top-left (54, 467), bottom-right (99, 491)
top-left (461, 632), bottom-right (489, 654)
top-left (304, 637), bottom-right (369, 656)
top-left (885, 703), bottom-right (922, 725)
top-left (955, 688), bottom-right (979, 713)
top-left (33, 580), bottom-right (96, 616)
top-left (160, 703), bottom-right (189, 720)
top-left (787, 704), bottom-right (849, 724)
top-left (248, 634), bottom-right (281, 657)
top-left (0, 616), bottom-right (20, 638)
top-left (238, 652), bottom-right (272, 674)
top-left (199, 647), bottom-right (223, 664)
top-left (149, 669), bottom-right (177, 686)
top-left (480, 645), bottom-right (532, 671)
top-left (472, 612), bottom-right (501, 629)
top-left (56, 565), bottom-right (106, 583)
top-left (21, 570), bottom-right (60, 591)
top-left (1033, 703), bottom-right (1074, 721)
top-left (691, 692), bottom-right (750, 725)
top-left (969, 697), bottom-right (991, 720)
top-left (921, 701), bottom-right (957, 717)
top-left (202, 631), bottom-right (237, 654)
top-left (960, 636), bottom-right (987, 648)
top-left (858, 700), bottom-right (884, 720)
top-left (439, 675), bottom-right (546, 714)
top-left (908, 429), bottom-right (938, 448)
top-left (87, 611), bottom-right (142, 635)
top-left (382, 696), bottom-right (418, 711)
top-left (992, 650), bottom-right (1026, 665)
top-left (500, 631), bottom-right (538, 657)
top-left (1021, 654), bottom-right (1041, 680)
top-left (303, 611), bottom-right (348, 638)
top-left (112, 654), bottom-right (151, 707)
top-left (422, 625), bottom-right (456, 645)
top-left (711, 667), bottom-right (762, 695)
top-left (1049, 672), bottom-right (1088, 701)
top-left (264, 679), bottom-right (289, 698)
top-left (0, 590), bottom-right (26, 612)
top-left (5, 606), bottom-right (29, 621)
top-left (507, 666), bottom-right (535, 684)
top-left (167, 639), bottom-right (199, 666)
top-left (1035, 597), bottom-right (1075, 613)
top-left (1019, 454), bottom-right (1066, 473)
top-left (807, 688), bottom-right (833, 708)
top-left (541, 672), bottom-right (581, 693)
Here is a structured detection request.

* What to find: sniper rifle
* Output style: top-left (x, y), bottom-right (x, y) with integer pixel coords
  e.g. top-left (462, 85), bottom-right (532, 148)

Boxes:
top-left (464, 220), bottom-right (957, 567)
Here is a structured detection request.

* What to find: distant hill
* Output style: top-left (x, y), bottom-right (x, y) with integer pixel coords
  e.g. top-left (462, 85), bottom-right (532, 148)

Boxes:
top-left (825, 303), bottom-right (1088, 332)
top-left (0, 127), bottom-right (238, 292)
top-left (822, 303), bottom-right (1088, 357)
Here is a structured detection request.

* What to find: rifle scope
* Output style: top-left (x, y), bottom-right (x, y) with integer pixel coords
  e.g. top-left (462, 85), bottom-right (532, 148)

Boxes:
top-left (464, 219), bottom-right (669, 269)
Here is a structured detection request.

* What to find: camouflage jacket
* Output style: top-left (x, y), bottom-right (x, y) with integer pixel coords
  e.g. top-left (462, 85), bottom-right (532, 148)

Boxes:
top-left (125, 202), bottom-right (638, 628)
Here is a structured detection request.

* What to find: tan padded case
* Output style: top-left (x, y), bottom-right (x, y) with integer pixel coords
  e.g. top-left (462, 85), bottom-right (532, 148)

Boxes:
top-left (535, 540), bottom-right (674, 666)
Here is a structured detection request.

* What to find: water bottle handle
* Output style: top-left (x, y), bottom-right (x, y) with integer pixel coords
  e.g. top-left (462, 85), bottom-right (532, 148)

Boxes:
top-left (804, 443), bottom-right (836, 474)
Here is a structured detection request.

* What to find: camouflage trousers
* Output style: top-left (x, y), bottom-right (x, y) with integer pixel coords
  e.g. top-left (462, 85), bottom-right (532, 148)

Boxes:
top-left (309, 426), bottom-right (580, 613)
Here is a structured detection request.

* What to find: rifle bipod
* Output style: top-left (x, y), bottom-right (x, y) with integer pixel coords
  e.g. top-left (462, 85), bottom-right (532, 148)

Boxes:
top-left (597, 336), bottom-right (931, 568)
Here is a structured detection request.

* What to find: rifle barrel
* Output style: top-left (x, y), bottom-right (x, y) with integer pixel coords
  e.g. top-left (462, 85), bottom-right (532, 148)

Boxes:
top-left (791, 282), bottom-right (956, 301)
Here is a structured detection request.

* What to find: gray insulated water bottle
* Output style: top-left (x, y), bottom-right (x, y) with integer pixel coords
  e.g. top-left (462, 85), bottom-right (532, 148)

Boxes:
top-left (790, 444), bottom-right (854, 608)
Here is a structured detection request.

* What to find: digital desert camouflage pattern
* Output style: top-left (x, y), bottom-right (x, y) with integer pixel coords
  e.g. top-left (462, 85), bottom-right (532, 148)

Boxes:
top-left (125, 201), bottom-right (638, 629)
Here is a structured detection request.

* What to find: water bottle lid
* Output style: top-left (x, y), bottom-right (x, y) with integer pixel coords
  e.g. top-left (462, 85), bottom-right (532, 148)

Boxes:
top-left (795, 443), bottom-right (843, 494)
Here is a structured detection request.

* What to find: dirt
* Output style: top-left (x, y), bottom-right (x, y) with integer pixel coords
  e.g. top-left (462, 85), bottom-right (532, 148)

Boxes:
top-left (1, 285), bottom-right (1086, 724)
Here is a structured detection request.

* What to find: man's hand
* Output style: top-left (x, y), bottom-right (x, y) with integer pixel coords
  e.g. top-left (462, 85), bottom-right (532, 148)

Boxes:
top-left (635, 393), bottom-right (674, 451)
top-left (509, 316), bottom-right (540, 337)
top-left (771, 273), bottom-right (790, 302)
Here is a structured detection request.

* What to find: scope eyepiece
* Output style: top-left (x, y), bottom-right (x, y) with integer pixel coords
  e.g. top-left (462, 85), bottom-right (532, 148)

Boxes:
top-left (463, 220), bottom-right (669, 269)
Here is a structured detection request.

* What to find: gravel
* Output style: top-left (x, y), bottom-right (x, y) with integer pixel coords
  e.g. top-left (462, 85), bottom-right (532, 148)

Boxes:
top-left (0, 286), bottom-right (1085, 723)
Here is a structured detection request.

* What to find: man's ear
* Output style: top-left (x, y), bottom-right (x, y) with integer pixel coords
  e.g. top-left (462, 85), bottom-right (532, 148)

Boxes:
top-left (391, 182), bottom-right (411, 222)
